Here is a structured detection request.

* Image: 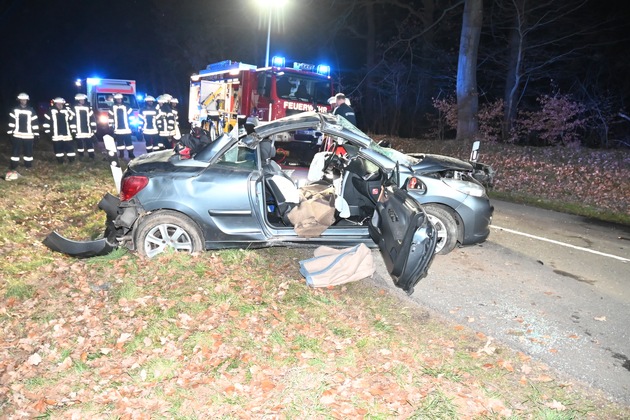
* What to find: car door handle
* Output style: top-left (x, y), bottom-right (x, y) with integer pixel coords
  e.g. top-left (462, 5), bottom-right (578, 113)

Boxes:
top-left (388, 209), bottom-right (398, 222)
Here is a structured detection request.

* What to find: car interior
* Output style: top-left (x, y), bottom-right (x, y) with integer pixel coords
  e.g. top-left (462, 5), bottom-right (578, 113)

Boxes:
top-left (260, 134), bottom-right (387, 230)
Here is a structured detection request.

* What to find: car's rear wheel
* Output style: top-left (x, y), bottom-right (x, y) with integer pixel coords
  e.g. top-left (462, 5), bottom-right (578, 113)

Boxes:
top-left (135, 210), bottom-right (204, 258)
top-left (424, 204), bottom-right (458, 255)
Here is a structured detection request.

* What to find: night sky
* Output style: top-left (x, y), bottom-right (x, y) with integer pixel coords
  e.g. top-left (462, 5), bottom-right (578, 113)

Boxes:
top-left (2, 0), bottom-right (630, 137)
top-left (0, 0), bottom-right (341, 116)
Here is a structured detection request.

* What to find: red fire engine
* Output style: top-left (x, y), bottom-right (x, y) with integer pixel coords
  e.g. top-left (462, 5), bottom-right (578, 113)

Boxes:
top-left (188, 56), bottom-right (333, 133)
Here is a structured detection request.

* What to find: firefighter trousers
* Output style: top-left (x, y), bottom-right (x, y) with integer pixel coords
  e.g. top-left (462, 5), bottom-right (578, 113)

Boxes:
top-left (143, 133), bottom-right (159, 152)
top-left (10, 137), bottom-right (34, 169)
top-left (53, 139), bottom-right (77, 164)
top-left (75, 135), bottom-right (96, 158)
top-left (157, 135), bottom-right (172, 150)
top-left (114, 133), bottom-right (135, 158)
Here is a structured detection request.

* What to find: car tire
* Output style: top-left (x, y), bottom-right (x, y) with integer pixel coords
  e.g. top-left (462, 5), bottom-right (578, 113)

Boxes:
top-left (135, 210), bottom-right (204, 258)
top-left (424, 204), bottom-right (458, 255)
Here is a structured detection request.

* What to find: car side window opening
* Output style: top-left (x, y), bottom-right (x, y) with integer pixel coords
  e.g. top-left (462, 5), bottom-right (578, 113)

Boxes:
top-left (215, 142), bottom-right (257, 170)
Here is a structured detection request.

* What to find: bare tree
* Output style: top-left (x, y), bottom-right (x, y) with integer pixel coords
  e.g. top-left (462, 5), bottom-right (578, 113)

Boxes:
top-left (456, 0), bottom-right (483, 140)
top-left (488, 0), bottom-right (600, 137)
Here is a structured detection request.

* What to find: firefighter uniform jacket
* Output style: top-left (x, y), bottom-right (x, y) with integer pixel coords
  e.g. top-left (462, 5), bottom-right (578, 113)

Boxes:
top-left (71, 103), bottom-right (97, 138)
top-left (43, 107), bottom-right (73, 141)
top-left (108, 103), bottom-right (133, 135)
top-left (156, 104), bottom-right (175, 137)
top-left (8, 105), bottom-right (40, 139)
top-left (139, 104), bottom-right (158, 135)
top-left (332, 103), bottom-right (356, 126)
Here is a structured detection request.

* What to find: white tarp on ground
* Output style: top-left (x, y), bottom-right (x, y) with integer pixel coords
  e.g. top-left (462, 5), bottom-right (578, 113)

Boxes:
top-left (299, 244), bottom-right (375, 288)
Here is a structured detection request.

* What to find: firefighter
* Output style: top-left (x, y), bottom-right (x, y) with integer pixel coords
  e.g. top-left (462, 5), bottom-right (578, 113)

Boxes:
top-left (155, 94), bottom-right (174, 150)
top-left (139, 95), bottom-right (158, 152)
top-left (70, 93), bottom-right (97, 159)
top-left (332, 93), bottom-right (356, 126)
top-left (7, 92), bottom-right (39, 172)
top-left (108, 93), bottom-right (135, 159)
top-left (170, 97), bottom-right (181, 140)
top-left (43, 98), bottom-right (76, 164)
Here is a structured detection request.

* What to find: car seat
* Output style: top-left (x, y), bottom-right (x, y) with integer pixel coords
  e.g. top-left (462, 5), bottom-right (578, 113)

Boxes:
top-left (260, 140), bottom-right (300, 224)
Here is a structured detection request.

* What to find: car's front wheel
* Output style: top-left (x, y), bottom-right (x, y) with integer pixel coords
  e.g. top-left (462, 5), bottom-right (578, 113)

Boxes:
top-left (135, 210), bottom-right (204, 258)
top-left (424, 204), bottom-right (458, 255)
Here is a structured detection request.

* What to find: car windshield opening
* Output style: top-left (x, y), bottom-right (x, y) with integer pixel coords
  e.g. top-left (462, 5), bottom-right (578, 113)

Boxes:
top-left (334, 115), bottom-right (419, 167)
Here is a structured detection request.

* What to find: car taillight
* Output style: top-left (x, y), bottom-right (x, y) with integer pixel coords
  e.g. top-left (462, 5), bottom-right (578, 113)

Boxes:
top-left (120, 176), bottom-right (148, 201)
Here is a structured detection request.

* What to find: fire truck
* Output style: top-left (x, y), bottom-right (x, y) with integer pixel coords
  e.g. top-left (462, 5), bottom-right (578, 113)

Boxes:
top-left (86, 78), bottom-right (141, 138)
top-left (188, 56), bottom-right (333, 134)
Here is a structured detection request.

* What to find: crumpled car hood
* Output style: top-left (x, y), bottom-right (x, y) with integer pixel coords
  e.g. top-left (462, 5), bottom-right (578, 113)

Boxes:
top-left (406, 153), bottom-right (473, 174)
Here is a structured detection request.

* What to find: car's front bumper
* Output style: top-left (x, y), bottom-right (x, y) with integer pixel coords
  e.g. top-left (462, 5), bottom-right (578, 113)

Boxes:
top-left (456, 195), bottom-right (494, 245)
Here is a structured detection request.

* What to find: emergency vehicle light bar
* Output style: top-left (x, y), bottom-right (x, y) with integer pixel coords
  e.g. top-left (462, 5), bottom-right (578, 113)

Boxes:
top-left (316, 64), bottom-right (331, 77)
top-left (271, 56), bottom-right (286, 67)
top-left (293, 62), bottom-right (315, 72)
top-left (292, 61), bottom-right (331, 76)
top-left (201, 60), bottom-right (257, 76)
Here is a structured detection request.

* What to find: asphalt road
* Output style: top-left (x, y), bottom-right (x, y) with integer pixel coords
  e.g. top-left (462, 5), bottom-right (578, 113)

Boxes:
top-left (371, 199), bottom-right (630, 405)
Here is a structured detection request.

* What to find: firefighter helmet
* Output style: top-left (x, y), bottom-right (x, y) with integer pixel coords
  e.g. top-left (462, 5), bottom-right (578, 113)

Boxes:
top-left (161, 94), bottom-right (173, 102)
top-left (113, 93), bottom-right (123, 99)
top-left (53, 97), bottom-right (66, 104)
top-left (145, 95), bottom-right (156, 102)
top-left (17, 93), bottom-right (30, 101)
top-left (170, 97), bottom-right (179, 104)
top-left (75, 93), bottom-right (88, 101)
top-left (157, 95), bottom-right (168, 104)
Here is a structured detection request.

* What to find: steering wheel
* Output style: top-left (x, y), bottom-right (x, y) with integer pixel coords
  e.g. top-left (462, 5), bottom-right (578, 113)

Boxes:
top-left (322, 151), bottom-right (337, 172)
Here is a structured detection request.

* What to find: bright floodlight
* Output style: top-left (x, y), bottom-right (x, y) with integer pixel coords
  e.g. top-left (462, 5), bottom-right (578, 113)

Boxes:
top-left (256, 0), bottom-right (288, 67)
top-left (256, 0), bottom-right (287, 6)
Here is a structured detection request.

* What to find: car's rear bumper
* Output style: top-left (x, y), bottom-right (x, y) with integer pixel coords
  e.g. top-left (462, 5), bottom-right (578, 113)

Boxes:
top-left (43, 232), bottom-right (115, 258)
top-left (43, 193), bottom-right (123, 258)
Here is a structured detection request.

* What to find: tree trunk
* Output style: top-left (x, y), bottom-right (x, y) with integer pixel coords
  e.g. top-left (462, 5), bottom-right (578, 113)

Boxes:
top-left (502, 0), bottom-right (525, 140)
top-left (365, 1), bottom-right (376, 132)
top-left (456, 0), bottom-right (483, 140)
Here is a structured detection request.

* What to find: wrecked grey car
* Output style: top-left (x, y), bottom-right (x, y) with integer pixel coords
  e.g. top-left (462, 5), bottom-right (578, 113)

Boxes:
top-left (273, 131), bottom-right (494, 255)
top-left (45, 112), bottom-right (438, 294)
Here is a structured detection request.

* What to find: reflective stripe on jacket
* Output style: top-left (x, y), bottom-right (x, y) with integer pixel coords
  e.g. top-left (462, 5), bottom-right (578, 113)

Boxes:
top-left (108, 104), bottom-right (132, 134)
top-left (8, 106), bottom-right (39, 139)
top-left (43, 108), bottom-right (73, 141)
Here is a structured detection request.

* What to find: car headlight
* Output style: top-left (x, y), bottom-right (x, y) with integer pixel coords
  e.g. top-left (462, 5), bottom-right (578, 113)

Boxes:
top-left (442, 178), bottom-right (487, 198)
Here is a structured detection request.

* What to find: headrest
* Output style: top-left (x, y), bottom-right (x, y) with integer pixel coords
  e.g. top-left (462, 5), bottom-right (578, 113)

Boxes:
top-left (259, 140), bottom-right (276, 161)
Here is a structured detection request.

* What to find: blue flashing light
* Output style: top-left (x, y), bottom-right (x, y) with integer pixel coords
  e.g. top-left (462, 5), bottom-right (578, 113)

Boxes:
top-left (129, 116), bottom-right (140, 127)
top-left (271, 55), bottom-right (286, 67)
top-left (87, 77), bottom-right (101, 86)
top-left (136, 94), bottom-right (144, 101)
top-left (316, 64), bottom-right (331, 77)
